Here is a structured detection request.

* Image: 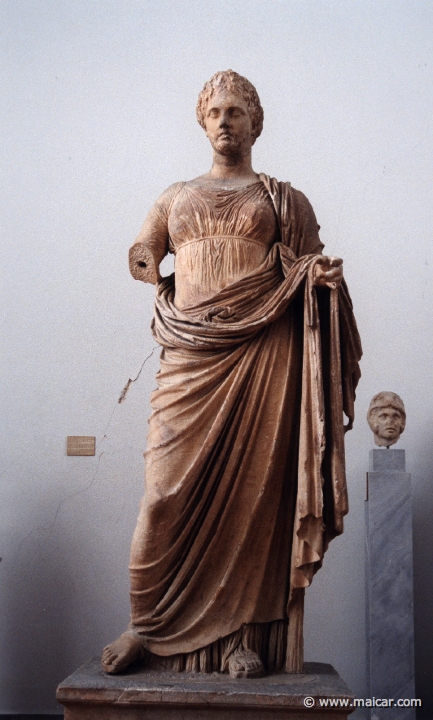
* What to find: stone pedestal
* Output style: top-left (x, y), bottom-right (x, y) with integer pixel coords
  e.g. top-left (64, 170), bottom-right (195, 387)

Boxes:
top-left (365, 449), bottom-right (416, 719)
top-left (57, 659), bottom-right (355, 719)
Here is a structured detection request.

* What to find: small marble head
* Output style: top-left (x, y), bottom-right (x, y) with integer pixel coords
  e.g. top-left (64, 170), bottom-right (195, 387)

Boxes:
top-left (196, 69), bottom-right (264, 140)
top-left (367, 392), bottom-right (406, 448)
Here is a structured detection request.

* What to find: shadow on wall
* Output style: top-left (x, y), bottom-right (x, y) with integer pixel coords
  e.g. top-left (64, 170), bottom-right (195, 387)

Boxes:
top-left (4, 519), bottom-right (75, 712)
top-left (2, 471), bottom-right (125, 715)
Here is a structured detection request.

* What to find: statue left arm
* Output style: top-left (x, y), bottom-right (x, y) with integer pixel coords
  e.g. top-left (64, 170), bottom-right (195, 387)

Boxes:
top-left (290, 188), bottom-right (343, 289)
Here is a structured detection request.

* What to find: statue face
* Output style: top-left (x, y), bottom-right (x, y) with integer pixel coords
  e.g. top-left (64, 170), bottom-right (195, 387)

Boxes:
top-left (372, 407), bottom-right (404, 446)
top-left (204, 90), bottom-right (254, 156)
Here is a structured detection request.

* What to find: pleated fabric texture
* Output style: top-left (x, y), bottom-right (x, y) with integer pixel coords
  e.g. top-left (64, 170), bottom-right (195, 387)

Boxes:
top-left (128, 177), bottom-right (362, 671)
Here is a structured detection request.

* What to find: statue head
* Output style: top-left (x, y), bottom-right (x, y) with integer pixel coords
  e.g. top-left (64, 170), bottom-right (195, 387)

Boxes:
top-left (367, 392), bottom-right (406, 448)
top-left (196, 70), bottom-right (264, 142)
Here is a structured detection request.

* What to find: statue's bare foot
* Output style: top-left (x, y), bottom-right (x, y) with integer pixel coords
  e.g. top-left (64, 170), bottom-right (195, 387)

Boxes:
top-left (101, 631), bottom-right (145, 674)
top-left (228, 648), bottom-right (264, 679)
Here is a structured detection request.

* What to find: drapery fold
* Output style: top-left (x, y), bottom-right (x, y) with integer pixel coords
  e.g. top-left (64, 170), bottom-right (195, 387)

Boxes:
top-left (129, 175), bottom-right (362, 669)
top-left (151, 240), bottom-right (361, 593)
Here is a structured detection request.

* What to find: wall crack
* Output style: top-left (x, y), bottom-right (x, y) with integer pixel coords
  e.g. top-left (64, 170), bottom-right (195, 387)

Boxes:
top-left (14, 347), bottom-right (159, 558)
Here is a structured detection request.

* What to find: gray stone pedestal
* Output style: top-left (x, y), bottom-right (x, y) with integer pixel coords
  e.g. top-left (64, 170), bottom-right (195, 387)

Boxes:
top-left (365, 449), bottom-right (416, 719)
top-left (57, 659), bottom-right (355, 719)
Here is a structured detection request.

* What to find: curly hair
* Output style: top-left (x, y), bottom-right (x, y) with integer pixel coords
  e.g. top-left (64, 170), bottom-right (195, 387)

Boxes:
top-left (196, 70), bottom-right (264, 140)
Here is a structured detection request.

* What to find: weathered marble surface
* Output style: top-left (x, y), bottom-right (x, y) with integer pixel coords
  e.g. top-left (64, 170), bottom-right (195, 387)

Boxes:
top-left (57, 658), bottom-right (355, 719)
top-left (365, 449), bottom-right (415, 720)
top-left (367, 392), bottom-right (406, 448)
top-left (102, 69), bottom-right (362, 678)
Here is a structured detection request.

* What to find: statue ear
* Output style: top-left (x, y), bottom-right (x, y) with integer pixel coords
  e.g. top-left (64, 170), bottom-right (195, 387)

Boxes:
top-left (368, 410), bottom-right (378, 433)
top-left (372, 419), bottom-right (381, 434)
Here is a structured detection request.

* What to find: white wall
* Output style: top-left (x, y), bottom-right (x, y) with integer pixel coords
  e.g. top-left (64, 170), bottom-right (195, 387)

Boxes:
top-left (1, 0), bottom-right (432, 714)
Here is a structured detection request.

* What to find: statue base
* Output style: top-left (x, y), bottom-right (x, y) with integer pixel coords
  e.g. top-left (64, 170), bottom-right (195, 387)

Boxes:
top-left (57, 658), bottom-right (355, 719)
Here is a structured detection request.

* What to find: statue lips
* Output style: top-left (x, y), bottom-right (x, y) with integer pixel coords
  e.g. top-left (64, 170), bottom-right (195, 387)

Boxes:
top-left (218, 132), bottom-right (234, 143)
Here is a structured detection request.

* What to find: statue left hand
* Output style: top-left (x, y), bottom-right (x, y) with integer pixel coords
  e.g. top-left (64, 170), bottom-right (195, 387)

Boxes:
top-left (314, 256), bottom-right (343, 289)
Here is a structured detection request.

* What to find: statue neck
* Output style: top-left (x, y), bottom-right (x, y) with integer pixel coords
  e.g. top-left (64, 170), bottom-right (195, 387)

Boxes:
top-left (208, 150), bottom-right (256, 181)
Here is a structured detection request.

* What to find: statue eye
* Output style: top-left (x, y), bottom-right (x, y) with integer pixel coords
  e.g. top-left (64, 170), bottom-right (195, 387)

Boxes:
top-left (138, 261), bottom-right (147, 268)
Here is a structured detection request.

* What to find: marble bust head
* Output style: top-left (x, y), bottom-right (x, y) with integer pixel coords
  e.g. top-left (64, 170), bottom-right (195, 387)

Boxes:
top-left (367, 392), bottom-right (406, 448)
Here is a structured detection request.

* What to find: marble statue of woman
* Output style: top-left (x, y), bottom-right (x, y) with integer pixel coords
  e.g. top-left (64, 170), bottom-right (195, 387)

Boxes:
top-left (101, 70), bottom-right (362, 679)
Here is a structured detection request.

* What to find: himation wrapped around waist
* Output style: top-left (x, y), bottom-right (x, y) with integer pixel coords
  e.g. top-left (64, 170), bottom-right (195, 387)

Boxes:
top-left (151, 243), bottom-right (319, 350)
